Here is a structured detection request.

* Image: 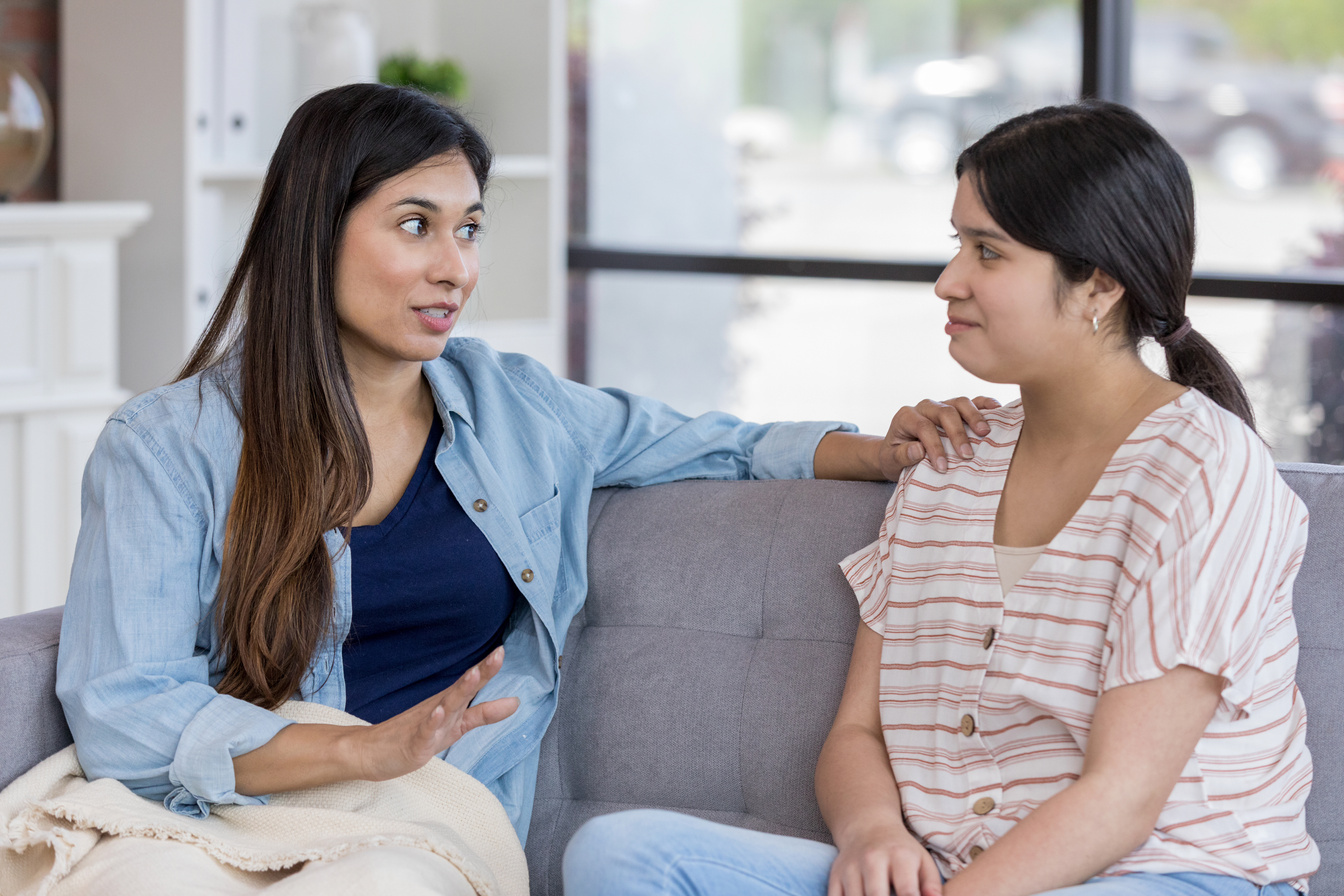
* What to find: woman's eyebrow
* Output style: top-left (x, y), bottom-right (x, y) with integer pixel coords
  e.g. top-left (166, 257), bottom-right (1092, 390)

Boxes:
top-left (389, 197), bottom-right (485, 216)
top-left (950, 219), bottom-right (1009, 242)
top-left (391, 196), bottom-right (440, 213)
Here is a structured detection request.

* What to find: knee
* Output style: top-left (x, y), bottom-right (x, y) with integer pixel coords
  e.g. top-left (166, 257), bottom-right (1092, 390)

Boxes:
top-left (562, 809), bottom-right (695, 894)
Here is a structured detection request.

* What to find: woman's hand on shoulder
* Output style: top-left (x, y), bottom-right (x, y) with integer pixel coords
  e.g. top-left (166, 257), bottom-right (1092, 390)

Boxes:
top-left (829, 822), bottom-right (942, 896)
top-left (877, 396), bottom-right (999, 478)
top-left (348, 647), bottom-right (519, 782)
top-left (813, 396), bottom-right (999, 482)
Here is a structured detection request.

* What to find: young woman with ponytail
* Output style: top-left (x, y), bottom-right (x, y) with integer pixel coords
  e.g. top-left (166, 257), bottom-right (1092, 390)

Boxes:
top-left (565, 101), bottom-right (1317, 895)
top-left (53, 83), bottom-right (991, 843)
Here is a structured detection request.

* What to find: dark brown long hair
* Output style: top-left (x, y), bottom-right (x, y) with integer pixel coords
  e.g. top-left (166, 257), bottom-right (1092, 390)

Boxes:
top-left (956, 101), bottom-right (1255, 430)
top-left (178, 84), bottom-right (492, 708)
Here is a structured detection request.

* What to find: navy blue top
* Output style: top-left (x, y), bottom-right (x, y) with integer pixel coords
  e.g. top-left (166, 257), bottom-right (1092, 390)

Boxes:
top-left (344, 414), bottom-right (519, 724)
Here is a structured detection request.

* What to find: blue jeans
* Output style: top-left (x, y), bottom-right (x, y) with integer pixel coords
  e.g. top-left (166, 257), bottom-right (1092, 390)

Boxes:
top-left (561, 809), bottom-right (1299, 896)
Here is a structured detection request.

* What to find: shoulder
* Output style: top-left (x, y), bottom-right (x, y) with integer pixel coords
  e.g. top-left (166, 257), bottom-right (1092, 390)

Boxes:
top-left (111, 366), bottom-right (237, 438)
top-left (913, 399), bottom-right (1021, 485)
top-left (112, 367), bottom-right (232, 425)
top-left (1146, 390), bottom-right (1276, 486)
top-left (1145, 390), bottom-right (1303, 534)
top-left (437, 338), bottom-right (565, 396)
top-left (96, 367), bottom-right (242, 493)
top-left (980, 399), bottom-right (1025, 445)
top-left (439, 337), bottom-right (553, 376)
top-left (435, 338), bottom-right (590, 429)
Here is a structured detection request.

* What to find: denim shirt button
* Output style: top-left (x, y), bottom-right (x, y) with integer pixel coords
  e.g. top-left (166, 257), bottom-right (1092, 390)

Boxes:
top-left (520, 568), bottom-right (534, 583)
top-left (472, 498), bottom-right (488, 512)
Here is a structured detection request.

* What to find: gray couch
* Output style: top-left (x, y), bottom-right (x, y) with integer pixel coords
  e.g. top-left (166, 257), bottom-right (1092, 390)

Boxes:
top-left (3, 473), bottom-right (1341, 894)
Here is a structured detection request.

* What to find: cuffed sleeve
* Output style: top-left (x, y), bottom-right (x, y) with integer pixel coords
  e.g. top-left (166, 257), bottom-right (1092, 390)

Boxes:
top-left (166, 696), bottom-right (295, 817)
top-left (57, 413), bottom-right (291, 818)
top-left (748, 420), bottom-right (856, 480)
top-left (840, 471), bottom-right (911, 635)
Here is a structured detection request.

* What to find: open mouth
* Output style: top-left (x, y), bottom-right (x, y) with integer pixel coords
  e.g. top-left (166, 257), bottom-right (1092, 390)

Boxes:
top-left (414, 305), bottom-right (459, 333)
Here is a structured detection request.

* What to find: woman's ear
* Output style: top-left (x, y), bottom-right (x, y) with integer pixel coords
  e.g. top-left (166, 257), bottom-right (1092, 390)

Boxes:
top-left (1088, 268), bottom-right (1126, 322)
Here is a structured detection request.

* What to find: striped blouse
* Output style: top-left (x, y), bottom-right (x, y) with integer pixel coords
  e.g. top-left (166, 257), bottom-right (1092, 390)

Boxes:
top-left (840, 391), bottom-right (1318, 890)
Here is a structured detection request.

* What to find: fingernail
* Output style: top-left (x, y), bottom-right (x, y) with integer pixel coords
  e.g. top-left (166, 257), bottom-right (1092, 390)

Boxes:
top-left (910, 444), bottom-right (924, 460)
top-left (976, 423), bottom-right (990, 434)
top-left (959, 444), bottom-right (973, 458)
top-left (935, 458), bottom-right (947, 473)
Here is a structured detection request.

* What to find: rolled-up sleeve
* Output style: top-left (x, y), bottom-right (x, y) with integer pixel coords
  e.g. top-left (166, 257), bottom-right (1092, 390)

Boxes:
top-left (504, 354), bottom-right (855, 486)
top-left (56, 417), bottom-right (291, 818)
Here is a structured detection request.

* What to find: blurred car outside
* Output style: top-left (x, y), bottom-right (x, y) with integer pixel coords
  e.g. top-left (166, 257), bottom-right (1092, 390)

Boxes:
top-left (858, 6), bottom-right (1344, 192)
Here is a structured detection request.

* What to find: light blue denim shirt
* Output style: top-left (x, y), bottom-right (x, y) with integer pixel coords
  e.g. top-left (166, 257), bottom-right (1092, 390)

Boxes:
top-left (55, 338), bottom-right (853, 843)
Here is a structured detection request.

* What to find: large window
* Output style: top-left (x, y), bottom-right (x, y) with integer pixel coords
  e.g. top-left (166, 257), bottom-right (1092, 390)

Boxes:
top-left (568, 0), bottom-right (1344, 461)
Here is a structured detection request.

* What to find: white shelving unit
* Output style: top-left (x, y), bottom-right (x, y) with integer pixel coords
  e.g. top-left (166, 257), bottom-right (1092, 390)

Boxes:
top-left (61, 0), bottom-right (568, 394)
top-left (0, 202), bottom-right (149, 618)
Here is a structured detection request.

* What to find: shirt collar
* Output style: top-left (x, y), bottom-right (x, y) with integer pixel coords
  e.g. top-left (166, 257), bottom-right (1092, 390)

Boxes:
top-left (422, 354), bottom-right (474, 433)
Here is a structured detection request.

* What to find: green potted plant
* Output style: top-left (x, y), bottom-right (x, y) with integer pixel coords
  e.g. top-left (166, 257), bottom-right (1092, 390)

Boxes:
top-left (378, 53), bottom-right (468, 102)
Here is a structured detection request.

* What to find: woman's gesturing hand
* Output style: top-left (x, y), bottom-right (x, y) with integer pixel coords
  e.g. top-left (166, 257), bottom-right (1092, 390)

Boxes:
top-left (233, 648), bottom-right (518, 796)
top-left (829, 823), bottom-right (943, 896)
top-left (348, 646), bottom-right (520, 782)
top-left (875, 395), bottom-right (1000, 480)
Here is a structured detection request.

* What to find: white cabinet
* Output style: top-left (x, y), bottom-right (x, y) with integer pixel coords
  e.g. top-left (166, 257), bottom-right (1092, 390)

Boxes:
top-left (0, 202), bottom-right (149, 618)
top-left (61, 0), bottom-right (568, 395)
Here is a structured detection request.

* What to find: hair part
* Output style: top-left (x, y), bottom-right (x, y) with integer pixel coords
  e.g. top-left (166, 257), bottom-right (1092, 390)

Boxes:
top-left (955, 100), bottom-right (1255, 430)
top-left (177, 84), bottom-right (492, 708)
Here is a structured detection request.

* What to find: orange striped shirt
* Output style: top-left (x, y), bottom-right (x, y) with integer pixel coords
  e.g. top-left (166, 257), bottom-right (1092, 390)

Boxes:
top-left (840, 392), bottom-right (1318, 890)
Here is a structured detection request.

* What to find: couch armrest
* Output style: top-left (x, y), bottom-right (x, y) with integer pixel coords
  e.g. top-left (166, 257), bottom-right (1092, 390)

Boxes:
top-left (0, 607), bottom-right (71, 791)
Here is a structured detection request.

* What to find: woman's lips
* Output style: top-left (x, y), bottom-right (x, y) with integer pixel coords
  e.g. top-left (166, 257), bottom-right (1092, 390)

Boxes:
top-left (415, 305), bottom-right (458, 333)
top-left (945, 319), bottom-right (976, 335)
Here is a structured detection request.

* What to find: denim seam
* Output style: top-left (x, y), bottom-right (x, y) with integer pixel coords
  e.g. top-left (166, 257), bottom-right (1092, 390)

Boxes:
top-left (505, 362), bottom-right (600, 470)
top-left (114, 419), bottom-right (210, 529)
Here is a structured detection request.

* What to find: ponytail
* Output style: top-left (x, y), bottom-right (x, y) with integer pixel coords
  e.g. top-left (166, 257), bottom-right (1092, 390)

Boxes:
top-left (1161, 321), bottom-right (1256, 431)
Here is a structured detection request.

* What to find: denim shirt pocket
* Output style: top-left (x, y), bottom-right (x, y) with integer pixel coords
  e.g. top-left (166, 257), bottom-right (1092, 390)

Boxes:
top-left (518, 488), bottom-right (562, 592)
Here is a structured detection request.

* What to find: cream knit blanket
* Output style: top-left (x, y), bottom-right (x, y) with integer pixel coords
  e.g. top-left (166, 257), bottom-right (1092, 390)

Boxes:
top-left (0, 702), bottom-right (528, 896)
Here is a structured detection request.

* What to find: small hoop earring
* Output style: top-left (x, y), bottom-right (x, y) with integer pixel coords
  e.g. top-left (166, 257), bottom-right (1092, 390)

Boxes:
top-left (1092, 315), bottom-right (1099, 336)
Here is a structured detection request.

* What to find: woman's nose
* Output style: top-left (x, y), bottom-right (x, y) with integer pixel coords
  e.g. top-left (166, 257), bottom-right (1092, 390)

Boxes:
top-left (433, 239), bottom-right (473, 288)
top-left (934, 254), bottom-right (965, 302)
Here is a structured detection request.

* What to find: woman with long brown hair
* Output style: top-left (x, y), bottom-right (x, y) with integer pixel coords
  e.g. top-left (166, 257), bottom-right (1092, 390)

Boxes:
top-left (54, 82), bottom-right (991, 845)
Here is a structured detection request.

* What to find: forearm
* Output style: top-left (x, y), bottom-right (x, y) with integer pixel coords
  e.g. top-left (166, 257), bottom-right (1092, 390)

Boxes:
top-left (233, 651), bottom-right (517, 798)
top-left (816, 721), bottom-right (913, 848)
top-left (944, 668), bottom-right (1224, 896)
top-left (233, 722), bottom-right (365, 796)
top-left (942, 775), bottom-right (1153, 896)
top-left (814, 432), bottom-right (885, 481)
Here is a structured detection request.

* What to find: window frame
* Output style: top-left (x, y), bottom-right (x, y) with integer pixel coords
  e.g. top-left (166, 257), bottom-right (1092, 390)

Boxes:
top-left (565, 0), bottom-right (1344, 380)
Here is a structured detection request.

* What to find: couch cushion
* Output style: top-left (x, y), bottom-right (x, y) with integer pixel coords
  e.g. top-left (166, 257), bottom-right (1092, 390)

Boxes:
top-left (525, 479), bottom-right (892, 894)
